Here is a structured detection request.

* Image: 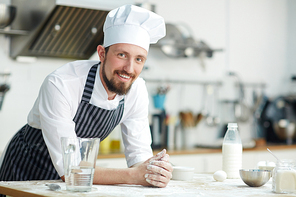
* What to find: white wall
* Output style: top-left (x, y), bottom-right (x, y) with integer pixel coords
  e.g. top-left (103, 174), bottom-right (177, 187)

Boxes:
top-left (142, 0), bottom-right (295, 144)
top-left (0, 0), bottom-right (295, 151)
top-left (0, 35), bottom-right (71, 150)
top-left (286, 0), bottom-right (296, 93)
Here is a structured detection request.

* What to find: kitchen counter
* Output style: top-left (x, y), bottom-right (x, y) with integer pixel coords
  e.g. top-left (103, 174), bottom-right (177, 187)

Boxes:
top-left (0, 173), bottom-right (291, 197)
top-left (99, 144), bottom-right (296, 159)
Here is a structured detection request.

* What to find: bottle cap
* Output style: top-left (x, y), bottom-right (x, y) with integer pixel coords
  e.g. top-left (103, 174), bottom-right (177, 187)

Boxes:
top-left (227, 123), bottom-right (238, 128)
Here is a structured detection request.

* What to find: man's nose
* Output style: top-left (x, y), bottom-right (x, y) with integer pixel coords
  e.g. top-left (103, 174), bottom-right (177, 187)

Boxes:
top-left (123, 59), bottom-right (134, 73)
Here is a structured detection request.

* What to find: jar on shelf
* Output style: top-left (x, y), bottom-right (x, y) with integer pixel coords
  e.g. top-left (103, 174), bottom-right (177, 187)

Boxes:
top-left (272, 159), bottom-right (296, 194)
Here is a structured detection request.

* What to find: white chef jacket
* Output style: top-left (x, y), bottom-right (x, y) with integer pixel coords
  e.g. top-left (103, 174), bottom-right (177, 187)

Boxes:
top-left (27, 60), bottom-right (153, 176)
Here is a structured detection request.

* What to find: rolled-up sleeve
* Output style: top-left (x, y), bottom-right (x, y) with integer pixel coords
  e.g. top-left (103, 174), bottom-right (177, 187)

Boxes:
top-left (37, 75), bottom-right (77, 176)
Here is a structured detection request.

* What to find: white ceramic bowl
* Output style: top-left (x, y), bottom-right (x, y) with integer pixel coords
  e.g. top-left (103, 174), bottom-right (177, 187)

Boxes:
top-left (172, 166), bottom-right (195, 181)
top-left (257, 161), bottom-right (276, 176)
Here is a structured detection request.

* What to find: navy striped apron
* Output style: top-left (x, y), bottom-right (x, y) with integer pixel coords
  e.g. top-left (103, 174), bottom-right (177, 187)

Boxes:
top-left (0, 63), bottom-right (124, 182)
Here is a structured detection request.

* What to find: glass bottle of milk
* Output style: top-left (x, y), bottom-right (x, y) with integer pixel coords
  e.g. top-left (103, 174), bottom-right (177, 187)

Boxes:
top-left (222, 123), bottom-right (242, 179)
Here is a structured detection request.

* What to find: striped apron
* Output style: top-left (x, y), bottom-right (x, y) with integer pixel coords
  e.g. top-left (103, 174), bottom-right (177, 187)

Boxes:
top-left (0, 63), bottom-right (124, 182)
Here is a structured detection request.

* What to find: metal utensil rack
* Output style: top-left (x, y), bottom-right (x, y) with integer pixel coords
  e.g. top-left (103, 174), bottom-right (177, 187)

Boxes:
top-left (144, 78), bottom-right (266, 89)
top-left (144, 78), bottom-right (222, 86)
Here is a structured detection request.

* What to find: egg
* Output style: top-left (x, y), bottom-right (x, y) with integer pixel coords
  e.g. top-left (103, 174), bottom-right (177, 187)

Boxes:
top-left (213, 170), bottom-right (227, 182)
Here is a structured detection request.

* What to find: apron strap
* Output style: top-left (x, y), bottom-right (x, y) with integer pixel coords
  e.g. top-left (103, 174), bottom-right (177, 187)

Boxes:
top-left (81, 63), bottom-right (100, 103)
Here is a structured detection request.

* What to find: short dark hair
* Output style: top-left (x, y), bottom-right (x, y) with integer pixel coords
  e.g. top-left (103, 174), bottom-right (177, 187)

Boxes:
top-left (105, 46), bottom-right (109, 55)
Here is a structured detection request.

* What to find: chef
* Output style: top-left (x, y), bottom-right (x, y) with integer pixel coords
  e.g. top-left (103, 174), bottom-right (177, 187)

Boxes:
top-left (0, 4), bottom-right (172, 189)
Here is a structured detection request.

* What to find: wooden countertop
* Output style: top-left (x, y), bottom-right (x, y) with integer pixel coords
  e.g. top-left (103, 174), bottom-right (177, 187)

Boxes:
top-left (98, 144), bottom-right (296, 159)
top-left (0, 173), bottom-right (281, 197)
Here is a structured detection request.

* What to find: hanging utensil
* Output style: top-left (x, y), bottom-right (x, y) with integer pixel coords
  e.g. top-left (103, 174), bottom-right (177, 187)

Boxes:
top-left (0, 83), bottom-right (10, 110)
top-left (201, 84), bottom-right (208, 117)
top-left (212, 84), bottom-right (220, 126)
top-left (228, 72), bottom-right (250, 122)
top-left (195, 113), bottom-right (203, 126)
top-left (204, 84), bottom-right (218, 127)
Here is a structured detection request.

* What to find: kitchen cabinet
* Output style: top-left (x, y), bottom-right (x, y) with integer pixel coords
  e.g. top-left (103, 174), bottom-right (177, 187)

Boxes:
top-left (96, 156), bottom-right (128, 168)
top-left (96, 145), bottom-right (296, 172)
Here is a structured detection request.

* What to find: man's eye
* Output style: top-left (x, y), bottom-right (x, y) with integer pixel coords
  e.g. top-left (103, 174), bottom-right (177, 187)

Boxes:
top-left (136, 58), bottom-right (142, 62)
top-left (118, 53), bottom-right (126, 58)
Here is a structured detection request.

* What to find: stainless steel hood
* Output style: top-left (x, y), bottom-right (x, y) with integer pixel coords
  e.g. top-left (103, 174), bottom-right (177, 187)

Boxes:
top-left (9, 0), bottom-right (133, 59)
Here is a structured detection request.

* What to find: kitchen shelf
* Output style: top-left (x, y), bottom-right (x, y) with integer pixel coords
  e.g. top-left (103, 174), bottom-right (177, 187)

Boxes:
top-left (236, 82), bottom-right (266, 88)
top-left (144, 78), bottom-right (222, 86)
top-left (144, 79), bottom-right (266, 89)
top-left (0, 29), bottom-right (29, 36)
top-left (0, 73), bottom-right (11, 77)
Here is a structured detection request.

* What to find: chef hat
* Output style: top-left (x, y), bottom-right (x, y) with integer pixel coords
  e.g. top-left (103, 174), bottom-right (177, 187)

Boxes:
top-left (103, 4), bottom-right (166, 52)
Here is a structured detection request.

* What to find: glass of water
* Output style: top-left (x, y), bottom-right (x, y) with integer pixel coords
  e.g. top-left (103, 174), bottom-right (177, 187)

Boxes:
top-left (61, 137), bottom-right (100, 192)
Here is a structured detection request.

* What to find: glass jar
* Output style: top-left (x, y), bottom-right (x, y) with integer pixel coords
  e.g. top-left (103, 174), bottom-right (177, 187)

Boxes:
top-left (272, 159), bottom-right (296, 194)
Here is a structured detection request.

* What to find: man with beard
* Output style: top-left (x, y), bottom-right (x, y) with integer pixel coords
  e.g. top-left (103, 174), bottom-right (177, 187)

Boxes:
top-left (0, 4), bottom-right (172, 189)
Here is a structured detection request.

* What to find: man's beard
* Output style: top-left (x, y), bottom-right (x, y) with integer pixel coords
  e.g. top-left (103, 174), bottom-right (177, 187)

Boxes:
top-left (101, 61), bottom-right (134, 95)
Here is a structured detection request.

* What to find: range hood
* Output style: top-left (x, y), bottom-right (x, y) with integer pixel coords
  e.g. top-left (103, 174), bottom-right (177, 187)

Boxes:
top-left (9, 0), bottom-right (133, 59)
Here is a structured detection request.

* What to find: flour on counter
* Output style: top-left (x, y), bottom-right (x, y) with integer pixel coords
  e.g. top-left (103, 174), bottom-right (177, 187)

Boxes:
top-left (0, 174), bottom-right (287, 197)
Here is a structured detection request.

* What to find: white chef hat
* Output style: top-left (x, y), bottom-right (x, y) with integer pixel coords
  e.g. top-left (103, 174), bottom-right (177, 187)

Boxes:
top-left (103, 4), bottom-right (166, 52)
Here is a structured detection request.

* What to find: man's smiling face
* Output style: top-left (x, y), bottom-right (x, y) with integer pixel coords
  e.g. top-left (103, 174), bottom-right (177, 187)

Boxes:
top-left (99, 43), bottom-right (147, 97)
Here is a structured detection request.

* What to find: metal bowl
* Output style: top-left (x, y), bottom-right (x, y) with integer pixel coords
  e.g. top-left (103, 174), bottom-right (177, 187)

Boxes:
top-left (0, 4), bottom-right (16, 28)
top-left (239, 169), bottom-right (271, 187)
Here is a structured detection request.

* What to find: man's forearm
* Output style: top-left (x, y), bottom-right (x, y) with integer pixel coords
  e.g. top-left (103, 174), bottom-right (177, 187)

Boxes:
top-left (60, 167), bottom-right (139, 185)
top-left (92, 166), bottom-right (146, 185)
top-left (61, 149), bottom-right (172, 188)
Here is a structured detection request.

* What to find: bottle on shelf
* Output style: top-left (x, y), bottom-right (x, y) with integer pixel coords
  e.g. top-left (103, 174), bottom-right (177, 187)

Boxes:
top-left (109, 125), bottom-right (121, 153)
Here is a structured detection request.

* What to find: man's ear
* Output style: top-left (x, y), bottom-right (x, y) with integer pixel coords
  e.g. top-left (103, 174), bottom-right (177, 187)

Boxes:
top-left (97, 45), bottom-right (105, 62)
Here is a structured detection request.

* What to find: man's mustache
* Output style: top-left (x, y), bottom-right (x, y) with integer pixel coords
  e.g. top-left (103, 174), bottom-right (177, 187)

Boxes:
top-left (115, 71), bottom-right (135, 79)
